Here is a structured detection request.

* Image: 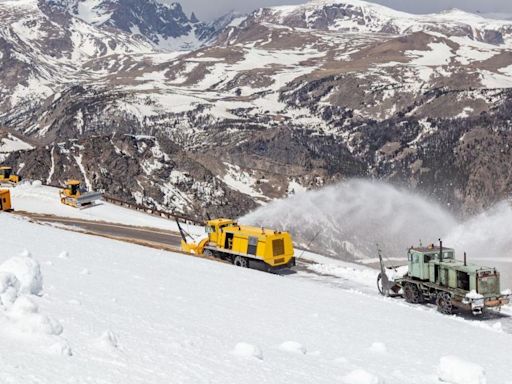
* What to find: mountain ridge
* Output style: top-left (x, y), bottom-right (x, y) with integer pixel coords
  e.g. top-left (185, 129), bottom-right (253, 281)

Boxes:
top-left (3, 0), bottom-right (512, 218)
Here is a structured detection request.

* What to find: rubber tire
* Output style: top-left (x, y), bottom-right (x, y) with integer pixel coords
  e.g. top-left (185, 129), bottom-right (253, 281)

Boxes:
top-left (436, 292), bottom-right (453, 315)
top-left (403, 283), bottom-right (423, 304)
top-left (203, 249), bottom-right (213, 258)
top-left (233, 256), bottom-right (248, 268)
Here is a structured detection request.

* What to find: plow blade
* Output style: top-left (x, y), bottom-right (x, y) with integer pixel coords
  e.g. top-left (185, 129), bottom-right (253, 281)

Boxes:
top-left (76, 191), bottom-right (103, 207)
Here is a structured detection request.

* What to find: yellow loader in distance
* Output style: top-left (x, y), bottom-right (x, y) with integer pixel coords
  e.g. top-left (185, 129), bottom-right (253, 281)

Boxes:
top-left (0, 166), bottom-right (21, 185)
top-left (60, 180), bottom-right (103, 208)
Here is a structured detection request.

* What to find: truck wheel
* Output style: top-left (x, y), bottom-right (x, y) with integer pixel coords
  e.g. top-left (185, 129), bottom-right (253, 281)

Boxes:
top-left (233, 256), bottom-right (248, 268)
top-left (203, 249), bottom-right (213, 258)
top-left (403, 283), bottom-right (423, 304)
top-left (436, 292), bottom-right (453, 314)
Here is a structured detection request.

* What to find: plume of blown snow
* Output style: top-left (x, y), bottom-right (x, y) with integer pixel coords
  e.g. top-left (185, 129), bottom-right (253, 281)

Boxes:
top-left (444, 201), bottom-right (512, 261)
top-left (243, 179), bottom-right (456, 260)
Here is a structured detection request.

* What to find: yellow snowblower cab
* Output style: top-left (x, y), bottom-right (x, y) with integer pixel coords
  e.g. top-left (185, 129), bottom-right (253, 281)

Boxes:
top-left (60, 180), bottom-right (103, 208)
top-left (0, 189), bottom-right (13, 211)
top-left (0, 166), bottom-right (21, 185)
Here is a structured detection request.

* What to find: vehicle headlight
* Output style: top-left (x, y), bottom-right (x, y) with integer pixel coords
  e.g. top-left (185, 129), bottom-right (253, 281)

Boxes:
top-left (472, 298), bottom-right (484, 307)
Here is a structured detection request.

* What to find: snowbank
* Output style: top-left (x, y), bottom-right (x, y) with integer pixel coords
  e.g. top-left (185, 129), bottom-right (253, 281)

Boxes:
top-left (0, 254), bottom-right (43, 295)
top-left (7, 295), bottom-right (63, 336)
top-left (0, 271), bottom-right (20, 306)
top-left (437, 356), bottom-right (487, 384)
top-left (0, 251), bottom-right (67, 358)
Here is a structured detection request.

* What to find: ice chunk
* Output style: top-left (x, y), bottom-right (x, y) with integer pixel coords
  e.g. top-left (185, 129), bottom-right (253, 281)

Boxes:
top-left (369, 342), bottom-right (387, 353)
top-left (8, 296), bottom-right (63, 336)
top-left (32, 180), bottom-right (42, 187)
top-left (47, 341), bottom-right (73, 356)
top-left (0, 255), bottom-right (43, 295)
top-left (278, 341), bottom-right (307, 354)
top-left (58, 251), bottom-right (69, 259)
top-left (231, 342), bottom-right (263, 360)
top-left (437, 356), bottom-right (487, 384)
top-left (98, 330), bottom-right (119, 349)
top-left (0, 271), bottom-right (20, 306)
top-left (341, 369), bottom-right (383, 384)
top-left (20, 249), bottom-right (32, 258)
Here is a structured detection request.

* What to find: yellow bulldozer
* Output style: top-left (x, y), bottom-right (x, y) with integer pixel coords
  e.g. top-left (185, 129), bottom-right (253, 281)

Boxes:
top-left (0, 166), bottom-right (21, 186)
top-left (60, 180), bottom-right (103, 208)
top-left (177, 218), bottom-right (296, 272)
top-left (0, 189), bottom-right (13, 211)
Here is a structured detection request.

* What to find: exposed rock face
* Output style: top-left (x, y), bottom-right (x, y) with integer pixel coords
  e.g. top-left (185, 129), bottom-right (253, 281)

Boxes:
top-left (3, 0), bottom-right (512, 218)
top-left (57, 0), bottom-right (236, 50)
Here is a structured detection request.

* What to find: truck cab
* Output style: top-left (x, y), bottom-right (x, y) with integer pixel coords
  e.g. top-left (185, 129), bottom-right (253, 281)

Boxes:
top-left (407, 245), bottom-right (455, 281)
top-left (205, 218), bottom-right (237, 246)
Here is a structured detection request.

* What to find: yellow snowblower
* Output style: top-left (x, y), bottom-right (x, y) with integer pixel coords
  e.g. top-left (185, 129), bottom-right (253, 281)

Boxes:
top-left (0, 166), bottom-right (21, 186)
top-left (177, 218), bottom-right (296, 272)
top-left (59, 180), bottom-right (103, 208)
top-left (0, 189), bottom-right (13, 211)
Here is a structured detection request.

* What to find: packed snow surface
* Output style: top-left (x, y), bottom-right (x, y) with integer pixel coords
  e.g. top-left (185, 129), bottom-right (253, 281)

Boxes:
top-left (1, 213), bottom-right (511, 383)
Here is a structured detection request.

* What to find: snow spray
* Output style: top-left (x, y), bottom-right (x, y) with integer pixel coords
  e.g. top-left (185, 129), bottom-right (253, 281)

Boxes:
top-left (242, 179), bottom-right (512, 262)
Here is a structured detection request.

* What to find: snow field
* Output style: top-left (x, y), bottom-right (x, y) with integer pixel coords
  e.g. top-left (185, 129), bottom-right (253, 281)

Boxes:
top-left (0, 214), bottom-right (511, 383)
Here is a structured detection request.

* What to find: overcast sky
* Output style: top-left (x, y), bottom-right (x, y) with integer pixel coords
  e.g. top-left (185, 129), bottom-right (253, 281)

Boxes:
top-left (179, 0), bottom-right (512, 21)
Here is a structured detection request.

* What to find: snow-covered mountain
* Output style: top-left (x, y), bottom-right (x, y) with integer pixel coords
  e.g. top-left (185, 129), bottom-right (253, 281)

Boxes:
top-left (253, 0), bottom-right (512, 44)
top-left (56, 0), bottom-right (238, 51)
top-left (4, 0), bottom-right (512, 217)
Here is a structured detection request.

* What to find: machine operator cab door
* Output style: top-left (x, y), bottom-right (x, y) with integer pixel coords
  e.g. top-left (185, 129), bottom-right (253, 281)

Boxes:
top-left (205, 219), bottom-right (236, 246)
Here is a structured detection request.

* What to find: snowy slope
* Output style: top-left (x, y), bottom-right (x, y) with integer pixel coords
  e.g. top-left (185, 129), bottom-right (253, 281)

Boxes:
top-left (1, 213), bottom-right (511, 383)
